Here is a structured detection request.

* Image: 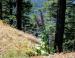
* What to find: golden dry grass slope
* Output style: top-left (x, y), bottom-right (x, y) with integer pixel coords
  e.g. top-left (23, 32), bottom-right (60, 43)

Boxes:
top-left (0, 20), bottom-right (39, 55)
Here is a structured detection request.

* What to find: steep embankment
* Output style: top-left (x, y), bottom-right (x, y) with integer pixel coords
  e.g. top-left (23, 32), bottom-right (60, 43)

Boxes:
top-left (0, 20), bottom-right (39, 55)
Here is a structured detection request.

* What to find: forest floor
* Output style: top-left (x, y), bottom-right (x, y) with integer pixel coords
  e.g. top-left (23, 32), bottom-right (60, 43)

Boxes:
top-left (31, 52), bottom-right (75, 58)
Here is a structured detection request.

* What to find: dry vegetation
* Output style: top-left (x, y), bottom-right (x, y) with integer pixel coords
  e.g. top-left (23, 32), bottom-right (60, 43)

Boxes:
top-left (0, 20), bottom-right (75, 58)
top-left (0, 20), bottom-right (39, 58)
top-left (31, 52), bottom-right (75, 58)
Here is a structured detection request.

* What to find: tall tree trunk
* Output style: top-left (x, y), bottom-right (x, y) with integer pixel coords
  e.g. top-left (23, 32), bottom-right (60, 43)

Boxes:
top-left (9, 0), bottom-right (12, 15)
top-left (54, 0), bottom-right (66, 53)
top-left (16, 0), bottom-right (22, 30)
top-left (0, 0), bottom-right (2, 20)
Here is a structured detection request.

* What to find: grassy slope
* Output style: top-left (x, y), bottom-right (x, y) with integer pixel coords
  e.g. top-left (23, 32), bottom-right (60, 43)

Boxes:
top-left (0, 20), bottom-right (39, 58)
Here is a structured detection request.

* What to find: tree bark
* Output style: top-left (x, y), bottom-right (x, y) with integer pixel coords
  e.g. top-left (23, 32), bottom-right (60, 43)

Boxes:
top-left (9, 0), bottom-right (12, 15)
top-left (16, 0), bottom-right (22, 30)
top-left (54, 0), bottom-right (66, 53)
top-left (0, 0), bottom-right (2, 20)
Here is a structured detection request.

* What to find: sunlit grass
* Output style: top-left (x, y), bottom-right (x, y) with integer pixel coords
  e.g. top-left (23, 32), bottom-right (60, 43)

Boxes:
top-left (0, 39), bottom-right (36, 58)
top-left (0, 21), bottom-right (39, 58)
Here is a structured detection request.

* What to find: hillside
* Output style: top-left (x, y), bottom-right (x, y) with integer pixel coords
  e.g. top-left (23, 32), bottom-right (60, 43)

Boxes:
top-left (31, 0), bottom-right (47, 8)
top-left (0, 20), bottom-right (39, 57)
top-left (31, 0), bottom-right (47, 14)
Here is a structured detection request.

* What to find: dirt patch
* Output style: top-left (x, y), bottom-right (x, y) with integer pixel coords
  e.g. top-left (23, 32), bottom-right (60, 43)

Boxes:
top-left (31, 52), bottom-right (75, 58)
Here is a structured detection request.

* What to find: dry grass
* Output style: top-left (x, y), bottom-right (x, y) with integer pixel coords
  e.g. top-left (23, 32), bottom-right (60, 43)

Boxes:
top-left (31, 52), bottom-right (75, 58)
top-left (0, 20), bottom-right (39, 58)
top-left (1, 20), bottom-right (75, 58)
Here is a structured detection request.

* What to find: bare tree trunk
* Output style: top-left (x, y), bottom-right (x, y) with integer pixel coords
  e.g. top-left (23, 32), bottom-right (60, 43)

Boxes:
top-left (54, 0), bottom-right (66, 53)
top-left (16, 0), bottom-right (22, 30)
top-left (0, 0), bottom-right (2, 20)
top-left (9, 0), bottom-right (12, 15)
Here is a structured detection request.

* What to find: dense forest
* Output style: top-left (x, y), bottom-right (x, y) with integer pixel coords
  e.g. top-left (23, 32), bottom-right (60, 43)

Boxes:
top-left (0, 0), bottom-right (75, 57)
